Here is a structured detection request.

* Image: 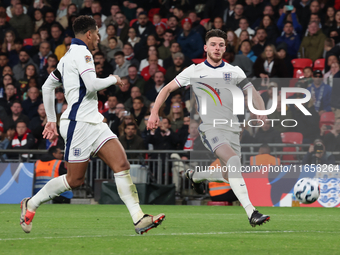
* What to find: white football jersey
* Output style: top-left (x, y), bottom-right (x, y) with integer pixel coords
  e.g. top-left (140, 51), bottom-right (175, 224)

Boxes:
top-left (175, 60), bottom-right (252, 132)
top-left (50, 38), bottom-right (103, 124)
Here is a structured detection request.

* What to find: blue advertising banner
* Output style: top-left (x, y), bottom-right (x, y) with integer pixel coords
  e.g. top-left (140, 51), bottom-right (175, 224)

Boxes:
top-left (0, 163), bottom-right (34, 204)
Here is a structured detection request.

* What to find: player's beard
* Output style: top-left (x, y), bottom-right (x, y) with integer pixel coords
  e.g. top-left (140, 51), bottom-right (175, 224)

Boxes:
top-left (208, 51), bottom-right (222, 64)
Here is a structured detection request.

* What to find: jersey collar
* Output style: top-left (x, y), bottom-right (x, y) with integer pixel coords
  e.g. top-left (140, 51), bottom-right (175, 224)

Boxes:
top-left (71, 38), bottom-right (89, 50)
top-left (204, 59), bottom-right (225, 69)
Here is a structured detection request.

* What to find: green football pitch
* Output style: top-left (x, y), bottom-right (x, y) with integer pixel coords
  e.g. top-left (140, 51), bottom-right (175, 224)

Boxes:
top-left (1, 204), bottom-right (339, 255)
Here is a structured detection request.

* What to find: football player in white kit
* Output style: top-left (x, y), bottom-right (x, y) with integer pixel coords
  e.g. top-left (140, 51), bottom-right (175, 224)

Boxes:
top-left (20, 16), bottom-right (165, 235)
top-left (148, 29), bottom-right (270, 227)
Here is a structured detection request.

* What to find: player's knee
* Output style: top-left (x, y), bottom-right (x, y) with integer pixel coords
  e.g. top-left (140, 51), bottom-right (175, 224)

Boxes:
top-left (66, 175), bottom-right (85, 188)
top-left (115, 160), bottom-right (130, 172)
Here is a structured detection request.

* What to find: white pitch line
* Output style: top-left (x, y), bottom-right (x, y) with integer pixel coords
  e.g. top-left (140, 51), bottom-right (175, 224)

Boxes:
top-left (1, 230), bottom-right (340, 241)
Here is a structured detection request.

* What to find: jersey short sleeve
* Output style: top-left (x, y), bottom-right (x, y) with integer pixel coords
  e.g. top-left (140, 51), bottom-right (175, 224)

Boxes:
top-left (235, 66), bottom-right (252, 91)
top-left (75, 48), bottom-right (96, 76)
top-left (174, 64), bottom-right (195, 87)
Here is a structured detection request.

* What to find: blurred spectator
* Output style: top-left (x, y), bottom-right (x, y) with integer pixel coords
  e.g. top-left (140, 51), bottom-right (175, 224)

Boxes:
top-left (104, 4), bottom-right (121, 27)
top-left (173, 7), bottom-right (184, 21)
top-left (251, 28), bottom-right (269, 57)
top-left (139, 46), bottom-right (163, 71)
top-left (0, 12), bottom-right (14, 43)
top-left (40, 54), bottom-right (58, 82)
top-left (276, 21), bottom-right (301, 58)
top-left (163, 41), bottom-right (193, 69)
top-left (18, 64), bottom-right (40, 95)
top-left (298, 21), bottom-right (327, 61)
top-left (101, 24), bottom-right (122, 50)
top-left (177, 18), bottom-right (204, 59)
top-left (54, 33), bottom-right (72, 61)
top-left (147, 117), bottom-right (179, 151)
top-left (259, 15), bottom-right (279, 44)
top-left (155, 22), bottom-right (166, 46)
top-left (27, 33), bottom-right (41, 58)
top-left (113, 51), bottom-right (130, 77)
top-left (324, 60), bottom-right (339, 87)
top-left (141, 57), bottom-right (166, 82)
top-left (235, 17), bottom-right (255, 38)
top-left (0, 125), bottom-right (15, 159)
top-left (115, 12), bottom-right (129, 44)
top-left (27, 0), bottom-right (52, 18)
top-left (103, 95), bottom-right (120, 134)
top-left (223, 46), bottom-right (253, 77)
top-left (28, 102), bottom-right (45, 132)
top-left (38, 26), bottom-right (50, 42)
top-left (253, 45), bottom-right (289, 78)
top-left (238, 40), bottom-right (257, 63)
top-left (119, 122), bottom-right (145, 159)
top-left (106, 37), bottom-right (122, 62)
top-left (237, 30), bottom-right (250, 49)
top-left (0, 53), bottom-right (9, 75)
top-left (330, 64), bottom-right (340, 119)
top-left (2, 30), bottom-right (16, 54)
top-left (55, 87), bottom-right (65, 115)
top-left (57, 3), bottom-right (77, 29)
top-left (93, 13), bottom-right (107, 41)
top-left (49, 24), bottom-right (64, 52)
top-left (167, 15), bottom-right (181, 39)
top-left (32, 41), bottom-right (51, 74)
top-left (57, 0), bottom-right (72, 19)
top-left (188, 10), bottom-right (206, 40)
top-left (134, 34), bottom-right (157, 61)
top-left (261, 82), bottom-right (278, 110)
top-left (9, 3), bottom-right (33, 40)
top-left (7, 120), bottom-right (35, 159)
top-left (243, 0), bottom-right (264, 26)
top-left (6, 0), bottom-right (28, 18)
top-left (93, 51), bottom-right (113, 77)
top-left (0, 83), bottom-right (20, 114)
top-left (167, 101), bottom-right (184, 132)
top-left (165, 52), bottom-right (185, 82)
top-left (324, 38), bottom-right (336, 73)
top-left (122, 43), bottom-right (139, 69)
top-left (79, 0), bottom-right (92, 16)
top-left (277, 7), bottom-right (302, 37)
top-left (320, 118), bottom-right (340, 156)
top-left (8, 38), bottom-right (23, 68)
top-left (254, 121), bottom-right (282, 144)
top-left (118, 113), bottom-right (138, 137)
top-left (115, 77), bottom-right (131, 103)
top-left (22, 87), bottom-right (42, 120)
top-left (226, 30), bottom-right (239, 53)
top-left (145, 71), bottom-right (165, 101)
top-left (33, 9), bottom-right (44, 32)
top-left (130, 96), bottom-right (147, 127)
top-left (209, 16), bottom-right (228, 32)
top-left (250, 143), bottom-right (281, 165)
top-left (276, 43), bottom-right (294, 77)
top-left (227, 4), bottom-right (244, 31)
top-left (127, 27), bottom-right (140, 47)
top-left (5, 100), bottom-right (29, 130)
top-left (124, 86), bottom-right (150, 112)
top-left (323, 6), bottom-right (335, 36)
top-left (307, 70), bottom-right (332, 115)
top-left (91, 1), bottom-right (107, 22)
top-left (132, 11), bottom-right (155, 45)
top-left (302, 139), bottom-right (336, 164)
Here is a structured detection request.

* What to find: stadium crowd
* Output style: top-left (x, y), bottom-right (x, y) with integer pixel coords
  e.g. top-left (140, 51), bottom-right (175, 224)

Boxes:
top-left (0, 0), bottom-right (339, 161)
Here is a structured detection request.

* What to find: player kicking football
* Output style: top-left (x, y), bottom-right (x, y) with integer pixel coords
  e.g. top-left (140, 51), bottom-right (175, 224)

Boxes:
top-left (20, 16), bottom-right (165, 234)
top-left (147, 29), bottom-right (270, 227)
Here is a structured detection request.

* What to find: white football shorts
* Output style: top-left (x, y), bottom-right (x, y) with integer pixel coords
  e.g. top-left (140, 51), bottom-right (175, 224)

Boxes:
top-left (198, 128), bottom-right (241, 157)
top-left (60, 120), bottom-right (117, 163)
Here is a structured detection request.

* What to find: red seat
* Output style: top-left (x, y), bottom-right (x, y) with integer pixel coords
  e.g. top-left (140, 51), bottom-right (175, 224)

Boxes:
top-left (98, 101), bottom-right (103, 111)
top-left (23, 38), bottom-right (32, 46)
top-left (291, 59), bottom-right (313, 78)
top-left (129, 18), bottom-right (137, 27)
top-left (161, 18), bottom-right (168, 23)
top-left (313, 58), bottom-right (325, 71)
top-left (319, 112), bottom-right (335, 128)
top-left (148, 8), bottom-right (160, 20)
top-left (200, 18), bottom-right (210, 26)
top-left (281, 132), bottom-right (303, 164)
top-left (192, 58), bottom-right (206, 64)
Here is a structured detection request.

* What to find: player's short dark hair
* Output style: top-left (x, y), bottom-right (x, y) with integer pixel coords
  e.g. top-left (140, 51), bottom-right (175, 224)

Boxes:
top-left (133, 96), bottom-right (144, 104)
top-left (72, 15), bottom-right (97, 35)
top-left (114, 51), bottom-right (124, 57)
top-left (205, 29), bottom-right (227, 43)
top-left (48, 146), bottom-right (59, 155)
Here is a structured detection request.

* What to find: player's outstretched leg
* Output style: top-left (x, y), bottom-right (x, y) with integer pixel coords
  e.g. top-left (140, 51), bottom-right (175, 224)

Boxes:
top-left (215, 146), bottom-right (270, 227)
top-left (20, 174), bottom-right (72, 233)
top-left (97, 139), bottom-right (165, 234)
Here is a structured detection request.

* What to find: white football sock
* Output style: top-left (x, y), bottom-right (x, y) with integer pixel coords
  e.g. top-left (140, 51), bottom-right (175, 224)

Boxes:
top-left (28, 175), bottom-right (71, 212)
top-left (227, 156), bottom-right (255, 218)
top-left (114, 170), bottom-right (144, 224)
top-left (193, 167), bottom-right (229, 183)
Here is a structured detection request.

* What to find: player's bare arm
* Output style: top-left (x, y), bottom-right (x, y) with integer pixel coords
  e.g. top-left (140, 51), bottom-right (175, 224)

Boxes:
top-left (147, 80), bottom-right (179, 130)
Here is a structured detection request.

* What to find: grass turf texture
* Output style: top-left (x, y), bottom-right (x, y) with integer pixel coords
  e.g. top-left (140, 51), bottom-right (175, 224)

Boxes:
top-left (0, 205), bottom-right (339, 255)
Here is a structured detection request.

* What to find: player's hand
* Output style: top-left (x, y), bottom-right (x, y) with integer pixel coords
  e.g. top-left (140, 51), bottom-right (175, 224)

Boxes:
top-left (42, 122), bottom-right (59, 140)
top-left (147, 113), bottom-right (159, 130)
top-left (257, 115), bottom-right (267, 124)
top-left (111, 75), bottom-right (124, 88)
